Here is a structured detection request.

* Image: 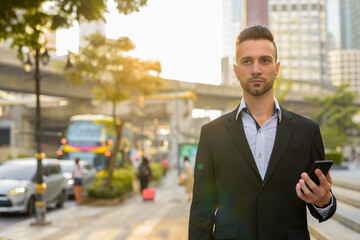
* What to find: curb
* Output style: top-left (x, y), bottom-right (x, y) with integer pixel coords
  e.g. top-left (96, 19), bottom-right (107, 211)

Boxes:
top-left (335, 194), bottom-right (360, 208)
top-left (333, 213), bottom-right (360, 234)
top-left (333, 181), bottom-right (360, 192)
top-left (308, 223), bottom-right (331, 240)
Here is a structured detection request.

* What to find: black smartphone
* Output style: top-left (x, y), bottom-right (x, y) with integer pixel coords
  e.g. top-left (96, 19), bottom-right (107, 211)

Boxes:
top-left (307, 160), bottom-right (333, 185)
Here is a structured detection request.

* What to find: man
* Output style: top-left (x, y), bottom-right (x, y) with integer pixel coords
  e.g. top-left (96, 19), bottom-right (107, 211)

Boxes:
top-left (188, 25), bottom-right (336, 240)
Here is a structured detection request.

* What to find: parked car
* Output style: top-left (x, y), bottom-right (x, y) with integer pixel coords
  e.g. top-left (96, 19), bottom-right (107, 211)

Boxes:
top-left (0, 158), bottom-right (67, 216)
top-left (59, 160), bottom-right (96, 197)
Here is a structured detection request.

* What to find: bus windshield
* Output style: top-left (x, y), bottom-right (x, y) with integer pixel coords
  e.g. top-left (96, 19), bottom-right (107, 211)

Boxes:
top-left (67, 121), bottom-right (104, 142)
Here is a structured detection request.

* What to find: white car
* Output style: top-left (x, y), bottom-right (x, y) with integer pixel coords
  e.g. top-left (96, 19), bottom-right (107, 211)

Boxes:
top-left (59, 160), bottom-right (96, 197)
top-left (0, 158), bottom-right (67, 216)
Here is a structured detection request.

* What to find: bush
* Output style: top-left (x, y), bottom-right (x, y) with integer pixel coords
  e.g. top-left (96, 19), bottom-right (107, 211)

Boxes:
top-left (325, 152), bottom-right (343, 165)
top-left (86, 167), bottom-right (137, 199)
top-left (149, 162), bottom-right (164, 181)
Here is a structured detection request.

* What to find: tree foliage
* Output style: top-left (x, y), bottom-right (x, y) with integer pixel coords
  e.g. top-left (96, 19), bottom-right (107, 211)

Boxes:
top-left (273, 71), bottom-right (293, 105)
top-left (67, 32), bottom-right (163, 186)
top-left (0, 0), bottom-right (147, 60)
top-left (308, 84), bottom-right (359, 150)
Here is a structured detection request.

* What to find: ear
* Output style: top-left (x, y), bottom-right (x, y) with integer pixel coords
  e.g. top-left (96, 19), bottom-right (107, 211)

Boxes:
top-left (233, 64), bottom-right (239, 80)
top-left (274, 62), bottom-right (280, 78)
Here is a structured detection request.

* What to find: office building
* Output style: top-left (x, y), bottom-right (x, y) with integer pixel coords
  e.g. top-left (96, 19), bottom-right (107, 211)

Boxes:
top-left (221, 0), bottom-right (268, 86)
top-left (268, 0), bottom-right (331, 95)
top-left (328, 50), bottom-right (360, 97)
top-left (326, 0), bottom-right (360, 100)
top-left (327, 0), bottom-right (360, 50)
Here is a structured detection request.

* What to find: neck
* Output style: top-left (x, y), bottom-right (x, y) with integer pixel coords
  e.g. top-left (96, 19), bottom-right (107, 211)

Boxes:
top-left (243, 91), bottom-right (275, 126)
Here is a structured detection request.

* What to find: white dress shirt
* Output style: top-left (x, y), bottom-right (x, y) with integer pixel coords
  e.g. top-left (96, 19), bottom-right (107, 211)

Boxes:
top-left (236, 97), bottom-right (333, 218)
top-left (236, 97), bottom-right (281, 180)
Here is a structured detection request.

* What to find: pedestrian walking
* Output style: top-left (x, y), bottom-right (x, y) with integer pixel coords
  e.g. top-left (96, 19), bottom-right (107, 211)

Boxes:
top-left (161, 157), bottom-right (169, 176)
top-left (189, 25), bottom-right (336, 240)
top-left (72, 158), bottom-right (84, 205)
top-left (182, 156), bottom-right (194, 202)
top-left (137, 157), bottom-right (152, 193)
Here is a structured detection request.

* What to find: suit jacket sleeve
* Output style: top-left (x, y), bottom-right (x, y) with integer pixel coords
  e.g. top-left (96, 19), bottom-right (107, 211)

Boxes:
top-left (189, 126), bottom-right (218, 240)
top-left (306, 124), bottom-right (337, 222)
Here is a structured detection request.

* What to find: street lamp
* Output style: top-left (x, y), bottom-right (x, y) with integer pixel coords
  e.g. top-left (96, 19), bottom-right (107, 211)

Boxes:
top-left (23, 47), bottom-right (50, 226)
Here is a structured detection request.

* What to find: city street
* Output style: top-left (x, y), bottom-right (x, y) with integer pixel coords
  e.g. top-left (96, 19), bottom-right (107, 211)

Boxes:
top-left (1, 163), bottom-right (360, 240)
top-left (0, 201), bottom-right (76, 231)
top-left (0, 169), bottom-right (190, 240)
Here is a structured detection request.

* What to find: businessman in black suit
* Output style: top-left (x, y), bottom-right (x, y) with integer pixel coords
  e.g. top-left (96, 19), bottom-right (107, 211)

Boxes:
top-left (188, 25), bottom-right (336, 240)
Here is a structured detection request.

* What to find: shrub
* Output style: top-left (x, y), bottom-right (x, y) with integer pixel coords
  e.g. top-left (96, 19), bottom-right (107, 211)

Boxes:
top-left (325, 152), bottom-right (343, 165)
top-left (86, 166), bottom-right (137, 199)
top-left (149, 162), bottom-right (164, 181)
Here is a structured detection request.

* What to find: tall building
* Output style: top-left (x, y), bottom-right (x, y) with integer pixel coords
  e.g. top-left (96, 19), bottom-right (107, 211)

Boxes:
top-left (327, 0), bottom-right (360, 50)
top-left (350, 0), bottom-right (360, 50)
top-left (328, 50), bottom-right (360, 96)
top-left (221, 0), bottom-right (268, 86)
top-left (268, 0), bottom-right (331, 95)
top-left (327, 0), bottom-right (360, 100)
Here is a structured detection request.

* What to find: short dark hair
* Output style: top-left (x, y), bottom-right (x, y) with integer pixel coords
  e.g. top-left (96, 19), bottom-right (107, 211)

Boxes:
top-left (142, 157), bottom-right (149, 164)
top-left (235, 25), bottom-right (277, 62)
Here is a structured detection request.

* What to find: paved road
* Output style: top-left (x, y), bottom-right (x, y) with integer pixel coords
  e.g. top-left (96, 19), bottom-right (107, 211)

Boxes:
top-left (0, 170), bottom-right (190, 240)
top-left (3, 162), bottom-right (359, 240)
top-left (0, 201), bottom-right (76, 231)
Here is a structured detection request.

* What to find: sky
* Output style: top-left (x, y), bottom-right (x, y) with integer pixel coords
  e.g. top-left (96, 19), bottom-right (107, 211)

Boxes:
top-left (57, 0), bottom-right (223, 85)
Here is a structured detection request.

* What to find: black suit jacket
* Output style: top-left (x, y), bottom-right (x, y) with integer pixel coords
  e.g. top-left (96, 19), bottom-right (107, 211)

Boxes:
top-left (189, 106), bottom-right (336, 240)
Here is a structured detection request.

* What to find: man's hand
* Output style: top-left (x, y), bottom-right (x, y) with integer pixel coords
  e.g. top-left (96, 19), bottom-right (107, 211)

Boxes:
top-left (296, 169), bottom-right (332, 207)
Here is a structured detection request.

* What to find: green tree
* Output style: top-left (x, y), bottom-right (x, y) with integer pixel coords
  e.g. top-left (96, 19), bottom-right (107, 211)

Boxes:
top-left (67, 32), bottom-right (163, 187)
top-left (308, 84), bottom-right (359, 150)
top-left (273, 71), bottom-right (293, 105)
top-left (0, 0), bottom-right (147, 60)
top-left (0, 0), bottom-right (148, 221)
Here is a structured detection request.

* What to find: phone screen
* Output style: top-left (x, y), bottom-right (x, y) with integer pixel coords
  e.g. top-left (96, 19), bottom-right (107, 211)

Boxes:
top-left (307, 160), bottom-right (333, 185)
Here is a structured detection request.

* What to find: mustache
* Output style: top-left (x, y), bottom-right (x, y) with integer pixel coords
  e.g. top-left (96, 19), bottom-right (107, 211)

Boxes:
top-left (247, 76), bottom-right (267, 82)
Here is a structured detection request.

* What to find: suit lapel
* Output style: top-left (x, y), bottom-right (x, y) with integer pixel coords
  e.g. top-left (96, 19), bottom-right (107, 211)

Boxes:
top-left (263, 107), bottom-right (295, 185)
top-left (226, 106), bottom-right (261, 179)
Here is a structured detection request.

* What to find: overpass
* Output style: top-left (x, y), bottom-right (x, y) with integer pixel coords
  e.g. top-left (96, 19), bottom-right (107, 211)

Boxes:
top-left (0, 47), bottom-right (333, 161)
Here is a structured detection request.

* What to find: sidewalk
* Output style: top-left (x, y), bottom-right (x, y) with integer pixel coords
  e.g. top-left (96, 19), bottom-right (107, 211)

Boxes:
top-left (2, 163), bottom-right (359, 240)
top-left (0, 169), bottom-right (191, 240)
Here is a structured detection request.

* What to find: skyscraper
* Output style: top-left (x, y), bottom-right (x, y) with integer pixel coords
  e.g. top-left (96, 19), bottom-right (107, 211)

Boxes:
top-left (327, 0), bottom-right (360, 98)
top-left (328, 50), bottom-right (360, 96)
top-left (268, 0), bottom-right (331, 95)
top-left (221, 0), bottom-right (268, 86)
top-left (327, 0), bottom-right (360, 50)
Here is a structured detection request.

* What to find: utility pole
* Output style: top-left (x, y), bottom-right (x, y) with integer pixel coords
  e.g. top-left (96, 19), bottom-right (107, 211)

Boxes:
top-left (23, 48), bottom-right (50, 226)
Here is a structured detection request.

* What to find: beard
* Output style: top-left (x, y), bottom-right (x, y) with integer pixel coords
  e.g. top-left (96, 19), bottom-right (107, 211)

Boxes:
top-left (239, 76), bottom-right (274, 96)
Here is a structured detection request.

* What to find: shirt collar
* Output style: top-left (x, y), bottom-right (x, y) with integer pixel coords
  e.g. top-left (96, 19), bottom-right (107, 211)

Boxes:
top-left (236, 97), bottom-right (282, 122)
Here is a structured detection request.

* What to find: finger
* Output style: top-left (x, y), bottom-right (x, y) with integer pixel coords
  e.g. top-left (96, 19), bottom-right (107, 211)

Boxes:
top-left (315, 168), bottom-right (327, 185)
top-left (326, 170), bottom-right (333, 185)
top-left (315, 169), bottom-right (332, 191)
top-left (298, 178), bottom-right (312, 195)
top-left (296, 183), bottom-right (306, 200)
top-left (301, 172), bottom-right (317, 192)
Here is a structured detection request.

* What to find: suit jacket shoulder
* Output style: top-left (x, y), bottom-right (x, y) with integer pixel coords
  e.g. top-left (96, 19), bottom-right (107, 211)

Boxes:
top-left (201, 107), bottom-right (238, 132)
top-left (281, 107), bottom-right (319, 127)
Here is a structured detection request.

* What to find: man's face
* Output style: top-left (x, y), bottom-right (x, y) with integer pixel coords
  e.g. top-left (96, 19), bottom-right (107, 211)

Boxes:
top-left (233, 40), bottom-right (280, 97)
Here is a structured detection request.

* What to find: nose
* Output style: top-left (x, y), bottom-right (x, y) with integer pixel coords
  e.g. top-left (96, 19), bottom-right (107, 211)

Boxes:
top-left (251, 61), bottom-right (262, 76)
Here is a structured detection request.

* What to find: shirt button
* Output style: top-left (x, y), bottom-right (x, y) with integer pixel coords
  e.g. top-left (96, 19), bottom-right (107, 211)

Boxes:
top-left (258, 153), bottom-right (262, 158)
top-left (258, 129), bottom-right (262, 134)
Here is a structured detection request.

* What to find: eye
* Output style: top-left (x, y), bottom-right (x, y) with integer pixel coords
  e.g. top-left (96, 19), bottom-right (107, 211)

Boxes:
top-left (241, 59), bottom-right (251, 65)
top-left (261, 58), bottom-right (271, 64)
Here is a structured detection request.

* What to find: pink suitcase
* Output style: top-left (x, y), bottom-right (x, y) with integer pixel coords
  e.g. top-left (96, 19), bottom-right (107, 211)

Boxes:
top-left (142, 188), bottom-right (155, 200)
